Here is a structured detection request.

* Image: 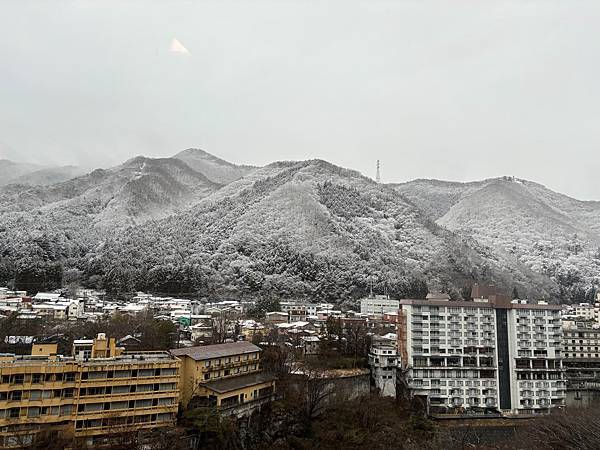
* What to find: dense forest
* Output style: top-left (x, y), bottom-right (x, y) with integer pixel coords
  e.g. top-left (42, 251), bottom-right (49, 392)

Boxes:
top-left (1, 154), bottom-right (598, 303)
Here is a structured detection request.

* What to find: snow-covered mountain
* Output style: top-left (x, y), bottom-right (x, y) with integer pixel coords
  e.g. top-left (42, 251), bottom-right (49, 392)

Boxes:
top-left (92, 160), bottom-right (554, 300)
top-left (0, 155), bottom-right (222, 291)
top-left (394, 177), bottom-right (600, 301)
top-left (173, 148), bottom-right (257, 184)
top-left (0, 156), bottom-right (220, 227)
top-left (0, 160), bottom-right (44, 185)
top-left (0, 152), bottom-right (597, 301)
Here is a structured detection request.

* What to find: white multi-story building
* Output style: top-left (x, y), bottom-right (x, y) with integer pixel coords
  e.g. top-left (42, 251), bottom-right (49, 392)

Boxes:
top-left (561, 302), bottom-right (600, 326)
top-left (360, 295), bottom-right (399, 316)
top-left (369, 336), bottom-right (399, 397)
top-left (398, 291), bottom-right (565, 415)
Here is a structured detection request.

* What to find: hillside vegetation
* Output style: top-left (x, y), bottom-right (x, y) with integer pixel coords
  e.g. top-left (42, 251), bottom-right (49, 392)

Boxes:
top-left (395, 177), bottom-right (600, 302)
top-left (0, 152), bottom-right (596, 302)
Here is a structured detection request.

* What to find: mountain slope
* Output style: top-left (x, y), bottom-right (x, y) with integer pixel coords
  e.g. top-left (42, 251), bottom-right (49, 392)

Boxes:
top-left (2, 154), bottom-right (592, 301)
top-left (0, 156), bottom-right (222, 291)
top-left (395, 177), bottom-right (600, 301)
top-left (92, 161), bottom-right (556, 300)
top-left (174, 148), bottom-right (257, 184)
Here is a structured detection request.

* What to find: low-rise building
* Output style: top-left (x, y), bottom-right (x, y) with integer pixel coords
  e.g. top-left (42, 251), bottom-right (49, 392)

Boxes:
top-left (289, 308), bottom-right (308, 323)
top-left (265, 311), bottom-right (289, 324)
top-left (300, 336), bottom-right (320, 356)
top-left (360, 295), bottom-right (399, 316)
top-left (281, 301), bottom-right (317, 316)
top-left (170, 341), bottom-right (276, 417)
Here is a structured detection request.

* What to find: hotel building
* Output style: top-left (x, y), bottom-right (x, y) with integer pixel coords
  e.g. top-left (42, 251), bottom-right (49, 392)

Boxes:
top-left (0, 334), bottom-right (179, 448)
top-left (398, 287), bottom-right (565, 415)
top-left (171, 341), bottom-right (276, 417)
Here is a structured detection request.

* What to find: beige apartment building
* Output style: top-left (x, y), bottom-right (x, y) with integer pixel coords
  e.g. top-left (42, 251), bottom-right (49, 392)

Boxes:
top-left (0, 334), bottom-right (179, 448)
top-left (171, 341), bottom-right (276, 416)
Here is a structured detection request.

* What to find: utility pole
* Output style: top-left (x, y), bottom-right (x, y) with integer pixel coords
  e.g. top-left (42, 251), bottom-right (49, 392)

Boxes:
top-left (376, 160), bottom-right (381, 183)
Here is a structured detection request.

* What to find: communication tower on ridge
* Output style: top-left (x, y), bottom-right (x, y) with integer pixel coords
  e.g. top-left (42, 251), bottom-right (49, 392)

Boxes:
top-left (376, 160), bottom-right (381, 183)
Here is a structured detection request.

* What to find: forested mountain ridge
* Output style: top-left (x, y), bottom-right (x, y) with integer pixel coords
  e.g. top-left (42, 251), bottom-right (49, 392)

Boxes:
top-left (395, 177), bottom-right (600, 302)
top-left (0, 156), bottom-right (221, 225)
top-left (91, 160), bottom-right (555, 301)
top-left (0, 152), bottom-right (597, 302)
top-left (0, 155), bottom-right (222, 291)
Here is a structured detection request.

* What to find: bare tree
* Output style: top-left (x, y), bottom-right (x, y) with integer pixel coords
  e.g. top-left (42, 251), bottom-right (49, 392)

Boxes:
top-left (210, 310), bottom-right (237, 344)
top-left (519, 406), bottom-right (600, 449)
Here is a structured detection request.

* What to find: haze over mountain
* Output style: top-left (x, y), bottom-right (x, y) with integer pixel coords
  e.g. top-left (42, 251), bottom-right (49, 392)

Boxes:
top-left (0, 149), bottom-right (597, 302)
top-left (0, 160), bottom-right (87, 187)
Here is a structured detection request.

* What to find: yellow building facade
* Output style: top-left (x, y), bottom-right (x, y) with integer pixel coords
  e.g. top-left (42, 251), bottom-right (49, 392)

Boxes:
top-left (171, 341), bottom-right (276, 416)
top-left (0, 335), bottom-right (180, 448)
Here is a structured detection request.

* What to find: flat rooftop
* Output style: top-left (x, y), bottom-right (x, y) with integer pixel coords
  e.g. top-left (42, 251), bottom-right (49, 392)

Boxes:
top-left (0, 351), bottom-right (177, 367)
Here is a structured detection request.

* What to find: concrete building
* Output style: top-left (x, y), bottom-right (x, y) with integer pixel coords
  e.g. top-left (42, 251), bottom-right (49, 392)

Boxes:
top-left (288, 308), bottom-right (308, 323)
top-left (170, 341), bottom-right (276, 417)
top-left (562, 322), bottom-right (600, 385)
top-left (398, 293), bottom-right (565, 415)
top-left (360, 295), bottom-right (399, 316)
top-left (265, 311), bottom-right (289, 324)
top-left (0, 335), bottom-right (179, 448)
top-left (369, 335), bottom-right (399, 397)
top-left (280, 301), bottom-right (318, 316)
top-left (300, 336), bottom-right (320, 356)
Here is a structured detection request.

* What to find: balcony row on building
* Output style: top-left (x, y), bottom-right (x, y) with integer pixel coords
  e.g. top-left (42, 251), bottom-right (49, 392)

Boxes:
top-left (369, 285), bottom-right (568, 416)
top-left (0, 334), bottom-right (276, 448)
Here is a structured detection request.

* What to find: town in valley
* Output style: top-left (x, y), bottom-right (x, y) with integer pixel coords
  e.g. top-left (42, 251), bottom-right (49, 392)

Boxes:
top-left (1, 282), bottom-right (599, 448)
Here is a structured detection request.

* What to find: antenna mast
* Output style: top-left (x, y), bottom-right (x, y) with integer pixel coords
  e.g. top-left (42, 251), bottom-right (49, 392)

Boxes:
top-left (376, 160), bottom-right (381, 183)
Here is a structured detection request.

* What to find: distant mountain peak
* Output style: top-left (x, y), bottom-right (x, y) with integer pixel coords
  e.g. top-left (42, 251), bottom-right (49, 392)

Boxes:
top-left (174, 148), bottom-right (234, 166)
top-left (173, 148), bottom-right (257, 184)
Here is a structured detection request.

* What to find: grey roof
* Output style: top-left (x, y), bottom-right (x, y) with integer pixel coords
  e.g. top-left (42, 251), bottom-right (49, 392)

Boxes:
top-left (203, 371), bottom-right (276, 394)
top-left (170, 341), bottom-right (261, 360)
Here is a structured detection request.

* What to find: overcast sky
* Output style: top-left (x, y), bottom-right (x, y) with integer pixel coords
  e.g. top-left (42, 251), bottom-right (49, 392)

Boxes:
top-left (1, 1), bottom-right (599, 199)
